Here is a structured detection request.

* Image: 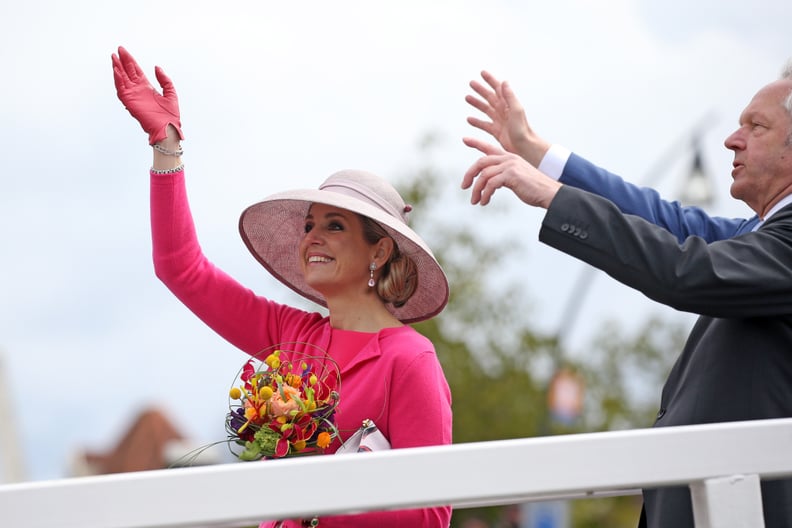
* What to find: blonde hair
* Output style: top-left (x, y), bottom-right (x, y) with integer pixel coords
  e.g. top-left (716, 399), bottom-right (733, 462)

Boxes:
top-left (360, 215), bottom-right (418, 308)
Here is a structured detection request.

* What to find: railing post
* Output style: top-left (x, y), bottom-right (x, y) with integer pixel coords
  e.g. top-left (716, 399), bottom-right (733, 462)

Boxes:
top-left (690, 474), bottom-right (765, 528)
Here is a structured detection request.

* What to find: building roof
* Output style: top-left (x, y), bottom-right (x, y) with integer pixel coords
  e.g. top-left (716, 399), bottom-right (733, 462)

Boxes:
top-left (76, 406), bottom-right (185, 475)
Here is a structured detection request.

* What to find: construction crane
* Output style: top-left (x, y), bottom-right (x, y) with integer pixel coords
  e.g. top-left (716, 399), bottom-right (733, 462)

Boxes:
top-left (0, 350), bottom-right (26, 483)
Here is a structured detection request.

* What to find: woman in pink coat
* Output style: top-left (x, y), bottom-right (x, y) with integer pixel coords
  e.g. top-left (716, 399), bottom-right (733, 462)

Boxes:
top-left (112, 46), bottom-right (452, 527)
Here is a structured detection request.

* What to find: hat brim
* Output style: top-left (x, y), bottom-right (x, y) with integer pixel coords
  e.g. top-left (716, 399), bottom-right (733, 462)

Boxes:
top-left (239, 188), bottom-right (449, 324)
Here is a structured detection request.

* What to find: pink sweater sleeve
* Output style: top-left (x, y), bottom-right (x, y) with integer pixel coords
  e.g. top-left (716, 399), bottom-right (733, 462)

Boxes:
top-left (332, 339), bottom-right (453, 527)
top-left (311, 352), bottom-right (453, 528)
top-left (150, 169), bottom-right (301, 354)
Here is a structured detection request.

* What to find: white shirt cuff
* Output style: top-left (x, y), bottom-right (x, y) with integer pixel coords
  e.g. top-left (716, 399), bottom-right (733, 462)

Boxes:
top-left (538, 144), bottom-right (572, 181)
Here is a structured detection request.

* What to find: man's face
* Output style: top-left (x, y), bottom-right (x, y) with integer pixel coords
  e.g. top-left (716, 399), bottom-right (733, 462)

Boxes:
top-left (725, 78), bottom-right (792, 216)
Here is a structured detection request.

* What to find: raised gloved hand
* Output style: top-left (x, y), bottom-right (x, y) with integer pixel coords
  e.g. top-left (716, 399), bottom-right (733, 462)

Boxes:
top-left (112, 46), bottom-right (184, 145)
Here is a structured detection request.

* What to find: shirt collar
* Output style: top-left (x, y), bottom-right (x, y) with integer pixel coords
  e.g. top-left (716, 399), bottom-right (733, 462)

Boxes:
top-left (754, 193), bottom-right (792, 231)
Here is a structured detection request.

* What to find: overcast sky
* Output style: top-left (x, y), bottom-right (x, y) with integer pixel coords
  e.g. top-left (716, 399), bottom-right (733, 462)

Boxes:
top-left (1, 0), bottom-right (789, 483)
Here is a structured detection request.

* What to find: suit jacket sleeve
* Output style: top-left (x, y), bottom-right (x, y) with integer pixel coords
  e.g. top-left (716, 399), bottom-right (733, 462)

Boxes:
top-left (539, 185), bottom-right (792, 318)
top-left (560, 153), bottom-right (758, 241)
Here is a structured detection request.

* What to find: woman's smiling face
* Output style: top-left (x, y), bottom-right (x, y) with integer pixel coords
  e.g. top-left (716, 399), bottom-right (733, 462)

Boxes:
top-left (299, 203), bottom-right (375, 299)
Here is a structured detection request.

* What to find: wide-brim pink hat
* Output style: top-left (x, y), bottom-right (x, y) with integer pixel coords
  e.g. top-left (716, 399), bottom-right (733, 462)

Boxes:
top-left (238, 169), bottom-right (449, 324)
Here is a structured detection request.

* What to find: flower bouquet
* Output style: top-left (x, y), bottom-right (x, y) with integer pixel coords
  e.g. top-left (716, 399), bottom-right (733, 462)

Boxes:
top-left (226, 344), bottom-right (341, 460)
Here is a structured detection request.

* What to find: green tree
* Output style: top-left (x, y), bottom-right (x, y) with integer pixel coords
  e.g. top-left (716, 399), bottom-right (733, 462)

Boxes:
top-left (397, 135), bottom-right (685, 527)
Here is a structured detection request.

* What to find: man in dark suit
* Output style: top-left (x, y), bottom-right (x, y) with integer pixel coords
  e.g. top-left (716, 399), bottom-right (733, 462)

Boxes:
top-left (461, 63), bottom-right (792, 527)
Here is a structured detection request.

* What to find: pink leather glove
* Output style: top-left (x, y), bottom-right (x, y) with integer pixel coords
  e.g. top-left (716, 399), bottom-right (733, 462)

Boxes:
top-left (112, 46), bottom-right (184, 145)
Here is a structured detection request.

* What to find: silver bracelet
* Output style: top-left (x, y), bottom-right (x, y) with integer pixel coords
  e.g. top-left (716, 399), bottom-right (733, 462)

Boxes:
top-left (153, 143), bottom-right (184, 156)
top-left (151, 163), bottom-right (185, 175)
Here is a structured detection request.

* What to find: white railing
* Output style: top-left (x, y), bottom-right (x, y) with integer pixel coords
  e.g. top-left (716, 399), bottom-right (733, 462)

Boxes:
top-left (2, 418), bottom-right (791, 528)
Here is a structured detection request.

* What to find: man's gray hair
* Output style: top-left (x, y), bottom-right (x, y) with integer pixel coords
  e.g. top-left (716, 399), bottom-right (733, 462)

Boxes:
top-left (781, 59), bottom-right (792, 144)
top-left (782, 58), bottom-right (792, 79)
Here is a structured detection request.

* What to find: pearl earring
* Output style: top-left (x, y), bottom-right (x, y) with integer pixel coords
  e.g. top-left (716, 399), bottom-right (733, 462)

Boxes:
top-left (368, 262), bottom-right (376, 287)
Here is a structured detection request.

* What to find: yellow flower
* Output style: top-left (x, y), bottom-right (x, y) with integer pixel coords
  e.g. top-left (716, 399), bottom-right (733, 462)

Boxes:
top-left (265, 351), bottom-right (282, 369)
top-left (259, 386), bottom-right (273, 400)
top-left (229, 387), bottom-right (242, 400)
top-left (309, 374), bottom-right (318, 386)
top-left (244, 407), bottom-right (257, 420)
top-left (292, 439), bottom-right (306, 452)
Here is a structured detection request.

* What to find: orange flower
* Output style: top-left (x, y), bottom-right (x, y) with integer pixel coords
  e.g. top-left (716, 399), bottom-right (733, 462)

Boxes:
top-left (269, 385), bottom-right (300, 417)
top-left (285, 373), bottom-right (302, 388)
top-left (316, 431), bottom-right (332, 449)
